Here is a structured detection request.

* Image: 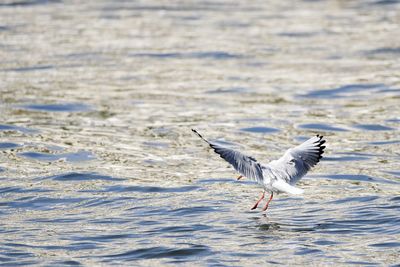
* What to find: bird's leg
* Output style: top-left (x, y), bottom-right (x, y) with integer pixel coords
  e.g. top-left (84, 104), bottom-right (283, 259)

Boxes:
top-left (262, 193), bottom-right (274, 211)
top-left (251, 191), bottom-right (265, 210)
top-left (237, 175), bottom-right (243, 180)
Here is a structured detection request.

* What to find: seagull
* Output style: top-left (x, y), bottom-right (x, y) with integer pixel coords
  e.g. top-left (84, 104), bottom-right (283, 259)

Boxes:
top-left (192, 129), bottom-right (326, 211)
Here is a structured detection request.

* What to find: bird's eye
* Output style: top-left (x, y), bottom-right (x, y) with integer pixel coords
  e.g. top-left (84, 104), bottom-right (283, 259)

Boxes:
top-left (289, 159), bottom-right (296, 164)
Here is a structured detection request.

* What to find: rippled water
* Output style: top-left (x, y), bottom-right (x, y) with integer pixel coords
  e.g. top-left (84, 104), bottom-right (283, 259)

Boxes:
top-left (1, 0), bottom-right (399, 265)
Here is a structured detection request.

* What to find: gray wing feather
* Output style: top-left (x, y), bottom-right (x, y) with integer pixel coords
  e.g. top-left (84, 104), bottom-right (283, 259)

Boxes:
top-left (268, 135), bottom-right (326, 185)
top-left (192, 129), bottom-right (264, 184)
top-left (292, 135), bottom-right (326, 168)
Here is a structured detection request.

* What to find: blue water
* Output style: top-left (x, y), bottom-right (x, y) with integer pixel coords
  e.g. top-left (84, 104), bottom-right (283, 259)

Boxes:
top-left (2, 65), bottom-right (54, 72)
top-left (40, 172), bottom-right (124, 182)
top-left (1, 170), bottom-right (399, 265)
top-left (0, 142), bottom-right (21, 149)
top-left (206, 87), bottom-right (250, 94)
top-left (131, 51), bottom-right (240, 60)
top-left (19, 150), bottom-right (95, 162)
top-left (353, 124), bottom-right (394, 131)
top-left (240, 126), bottom-right (280, 134)
top-left (299, 84), bottom-right (387, 99)
top-left (0, 124), bottom-right (37, 134)
top-left (20, 103), bottom-right (91, 112)
top-left (0, 0), bottom-right (399, 266)
top-left (298, 123), bottom-right (348, 132)
top-left (0, 0), bottom-right (61, 7)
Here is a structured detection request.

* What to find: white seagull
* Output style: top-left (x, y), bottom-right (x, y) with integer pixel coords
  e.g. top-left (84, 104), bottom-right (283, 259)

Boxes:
top-left (192, 129), bottom-right (326, 211)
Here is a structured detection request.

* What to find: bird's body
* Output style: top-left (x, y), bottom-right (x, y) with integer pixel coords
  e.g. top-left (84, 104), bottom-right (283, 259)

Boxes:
top-left (192, 129), bottom-right (326, 211)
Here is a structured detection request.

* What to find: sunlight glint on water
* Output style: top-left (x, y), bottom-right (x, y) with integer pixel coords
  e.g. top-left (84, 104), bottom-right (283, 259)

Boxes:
top-left (0, 0), bottom-right (399, 265)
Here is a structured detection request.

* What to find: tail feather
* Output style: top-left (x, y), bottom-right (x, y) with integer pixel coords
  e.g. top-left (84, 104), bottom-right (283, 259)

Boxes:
top-left (272, 179), bottom-right (304, 195)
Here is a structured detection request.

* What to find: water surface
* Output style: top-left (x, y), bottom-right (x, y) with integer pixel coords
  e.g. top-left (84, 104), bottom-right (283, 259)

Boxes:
top-left (0, 0), bottom-right (399, 266)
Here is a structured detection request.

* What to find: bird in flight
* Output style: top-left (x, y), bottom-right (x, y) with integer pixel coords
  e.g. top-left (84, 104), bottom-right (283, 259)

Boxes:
top-left (192, 129), bottom-right (326, 211)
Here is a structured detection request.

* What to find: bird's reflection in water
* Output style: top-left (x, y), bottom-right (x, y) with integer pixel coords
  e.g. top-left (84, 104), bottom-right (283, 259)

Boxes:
top-left (251, 214), bottom-right (282, 232)
top-left (257, 222), bottom-right (281, 231)
top-left (252, 214), bottom-right (317, 233)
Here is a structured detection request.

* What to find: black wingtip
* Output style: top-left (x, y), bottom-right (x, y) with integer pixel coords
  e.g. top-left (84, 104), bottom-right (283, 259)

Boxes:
top-left (191, 128), bottom-right (201, 137)
top-left (312, 134), bottom-right (326, 162)
top-left (318, 138), bottom-right (326, 161)
top-left (192, 128), bottom-right (210, 144)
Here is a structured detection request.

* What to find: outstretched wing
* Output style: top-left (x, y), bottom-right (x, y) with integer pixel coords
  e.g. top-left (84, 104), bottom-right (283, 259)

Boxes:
top-left (192, 129), bottom-right (264, 185)
top-left (268, 135), bottom-right (326, 185)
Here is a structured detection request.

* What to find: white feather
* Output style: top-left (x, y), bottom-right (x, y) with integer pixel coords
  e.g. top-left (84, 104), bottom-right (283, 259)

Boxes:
top-left (272, 179), bottom-right (304, 195)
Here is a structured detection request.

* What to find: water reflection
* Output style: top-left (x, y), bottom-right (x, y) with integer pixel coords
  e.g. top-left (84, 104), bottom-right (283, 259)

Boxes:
top-left (0, 142), bottom-right (21, 149)
top-left (353, 124), bottom-right (394, 131)
top-left (0, 0), bottom-right (399, 266)
top-left (240, 126), bottom-right (280, 134)
top-left (0, 0), bottom-right (61, 7)
top-left (299, 84), bottom-right (387, 99)
top-left (0, 124), bottom-right (37, 134)
top-left (297, 123), bottom-right (348, 132)
top-left (19, 150), bottom-right (95, 162)
top-left (20, 103), bottom-right (91, 112)
top-left (130, 51), bottom-right (240, 60)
